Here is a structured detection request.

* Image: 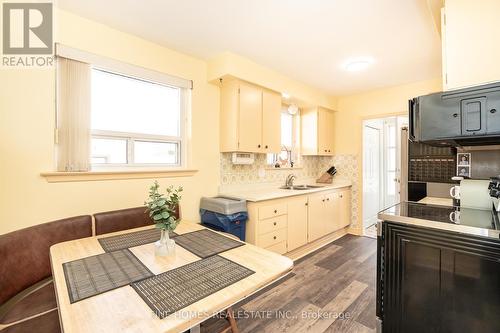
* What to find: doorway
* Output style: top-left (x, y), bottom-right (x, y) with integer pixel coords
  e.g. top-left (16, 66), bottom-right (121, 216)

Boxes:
top-left (362, 116), bottom-right (408, 236)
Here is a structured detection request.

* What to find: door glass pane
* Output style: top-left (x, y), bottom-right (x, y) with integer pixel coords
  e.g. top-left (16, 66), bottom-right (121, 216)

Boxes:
top-left (91, 138), bottom-right (127, 164)
top-left (91, 69), bottom-right (180, 137)
top-left (387, 171), bottom-right (396, 195)
top-left (387, 147), bottom-right (396, 171)
top-left (387, 123), bottom-right (396, 146)
top-left (134, 141), bottom-right (178, 164)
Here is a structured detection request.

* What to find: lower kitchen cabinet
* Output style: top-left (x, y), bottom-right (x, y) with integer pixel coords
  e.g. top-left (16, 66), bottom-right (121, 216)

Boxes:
top-left (287, 196), bottom-right (308, 251)
top-left (337, 190), bottom-right (351, 230)
top-left (378, 222), bottom-right (500, 333)
top-left (245, 187), bottom-right (351, 254)
top-left (307, 192), bottom-right (328, 242)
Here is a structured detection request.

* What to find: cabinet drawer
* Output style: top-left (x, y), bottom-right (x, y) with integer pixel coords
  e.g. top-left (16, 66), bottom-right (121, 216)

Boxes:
top-left (258, 228), bottom-right (287, 248)
top-left (259, 203), bottom-right (287, 220)
top-left (265, 241), bottom-right (287, 255)
top-left (259, 215), bottom-right (287, 235)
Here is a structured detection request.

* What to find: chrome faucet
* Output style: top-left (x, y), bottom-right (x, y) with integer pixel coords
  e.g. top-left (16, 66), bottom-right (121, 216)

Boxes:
top-left (285, 174), bottom-right (296, 188)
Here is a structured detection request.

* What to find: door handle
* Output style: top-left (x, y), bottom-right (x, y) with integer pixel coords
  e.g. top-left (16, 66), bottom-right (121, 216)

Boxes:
top-left (490, 109), bottom-right (497, 114)
top-left (452, 113), bottom-right (459, 118)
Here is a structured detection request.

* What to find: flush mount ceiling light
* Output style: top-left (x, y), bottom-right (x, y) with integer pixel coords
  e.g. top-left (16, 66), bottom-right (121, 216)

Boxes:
top-left (288, 104), bottom-right (298, 115)
top-left (343, 57), bottom-right (374, 72)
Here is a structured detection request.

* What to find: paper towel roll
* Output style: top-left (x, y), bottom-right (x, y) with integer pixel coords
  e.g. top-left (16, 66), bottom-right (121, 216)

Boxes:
top-left (460, 180), bottom-right (492, 210)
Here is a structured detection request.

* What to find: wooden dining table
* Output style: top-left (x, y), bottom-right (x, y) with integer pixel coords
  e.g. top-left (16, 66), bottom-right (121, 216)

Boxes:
top-left (50, 221), bottom-right (294, 333)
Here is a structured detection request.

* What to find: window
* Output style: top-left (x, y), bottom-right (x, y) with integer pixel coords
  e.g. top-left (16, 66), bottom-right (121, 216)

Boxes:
top-left (90, 69), bottom-right (185, 168)
top-left (267, 108), bottom-right (300, 167)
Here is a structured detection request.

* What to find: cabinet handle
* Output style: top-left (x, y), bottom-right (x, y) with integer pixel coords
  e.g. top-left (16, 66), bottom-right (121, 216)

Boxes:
top-left (273, 236), bottom-right (277, 240)
top-left (452, 113), bottom-right (458, 118)
top-left (258, 144), bottom-right (261, 148)
top-left (491, 109), bottom-right (497, 114)
top-left (340, 194), bottom-right (343, 198)
top-left (265, 145), bottom-right (268, 149)
top-left (273, 222), bottom-right (277, 226)
top-left (274, 209), bottom-right (277, 213)
top-left (305, 202), bottom-right (308, 206)
top-left (326, 198), bottom-right (330, 201)
top-left (322, 199), bottom-right (325, 202)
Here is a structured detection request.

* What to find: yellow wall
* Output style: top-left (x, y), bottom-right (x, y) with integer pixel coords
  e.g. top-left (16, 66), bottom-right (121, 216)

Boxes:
top-left (0, 9), bottom-right (340, 235)
top-left (0, 9), bottom-right (220, 234)
top-left (334, 78), bottom-right (443, 233)
top-left (207, 52), bottom-right (338, 110)
top-left (0, 8), bottom-right (447, 237)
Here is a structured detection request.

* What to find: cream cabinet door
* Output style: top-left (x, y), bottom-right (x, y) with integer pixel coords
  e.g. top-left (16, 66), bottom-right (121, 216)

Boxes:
top-left (339, 190), bottom-right (351, 228)
top-left (318, 108), bottom-right (334, 155)
top-left (323, 192), bottom-right (337, 234)
top-left (317, 108), bottom-right (328, 155)
top-left (443, 1), bottom-right (500, 90)
top-left (307, 193), bottom-right (326, 242)
top-left (262, 90), bottom-right (281, 153)
top-left (238, 83), bottom-right (262, 152)
top-left (325, 110), bottom-right (334, 155)
top-left (287, 196), bottom-right (308, 251)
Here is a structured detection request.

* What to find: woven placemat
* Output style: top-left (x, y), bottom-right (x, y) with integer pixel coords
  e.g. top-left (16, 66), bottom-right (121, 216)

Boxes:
top-left (173, 229), bottom-right (244, 258)
top-left (131, 255), bottom-right (254, 318)
top-left (98, 228), bottom-right (177, 252)
top-left (63, 249), bottom-right (153, 303)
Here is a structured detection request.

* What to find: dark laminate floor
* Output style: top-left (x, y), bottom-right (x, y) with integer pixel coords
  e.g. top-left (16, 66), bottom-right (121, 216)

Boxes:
top-left (201, 234), bottom-right (377, 333)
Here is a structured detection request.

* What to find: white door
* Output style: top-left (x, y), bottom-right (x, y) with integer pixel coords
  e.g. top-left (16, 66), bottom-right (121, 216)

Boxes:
top-left (363, 124), bottom-right (381, 228)
top-left (383, 118), bottom-right (398, 208)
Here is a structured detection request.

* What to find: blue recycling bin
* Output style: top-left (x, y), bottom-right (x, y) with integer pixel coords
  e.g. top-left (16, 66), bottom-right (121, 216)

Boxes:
top-left (200, 209), bottom-right (248, 241)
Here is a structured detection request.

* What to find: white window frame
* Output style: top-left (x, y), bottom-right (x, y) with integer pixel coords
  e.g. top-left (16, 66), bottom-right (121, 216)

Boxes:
top-left (90, 69), bottom-right (189, 169)
top-left (55, 44), bottom-right (192, 170)
top-left (267, 108), bottom-right (301, 167)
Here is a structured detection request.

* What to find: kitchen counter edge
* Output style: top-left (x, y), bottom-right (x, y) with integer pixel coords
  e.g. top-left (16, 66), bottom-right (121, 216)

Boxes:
top-left (378, 207), bottom-right (500, 241)
top-left (219, 181), bottom-right (352, 202)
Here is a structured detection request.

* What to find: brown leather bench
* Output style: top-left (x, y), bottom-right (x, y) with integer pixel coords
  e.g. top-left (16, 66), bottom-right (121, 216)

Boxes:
top-left (94, 206), bottom-right (180, 235)
top-left (0, 216), bottom-right (92, 333)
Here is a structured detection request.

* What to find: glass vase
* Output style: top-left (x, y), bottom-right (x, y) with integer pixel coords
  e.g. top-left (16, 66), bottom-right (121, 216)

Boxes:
top-left (155, 229), bottom-right (176, 257)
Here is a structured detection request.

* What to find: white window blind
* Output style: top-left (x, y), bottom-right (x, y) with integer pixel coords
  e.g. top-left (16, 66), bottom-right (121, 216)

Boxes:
top-left (56, 57), bottom-right (91, 171)
top-left (55, 44), bottom-right (191, 170)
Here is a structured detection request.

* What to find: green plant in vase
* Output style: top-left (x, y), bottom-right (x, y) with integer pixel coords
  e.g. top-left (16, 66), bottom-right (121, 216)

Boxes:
top-left (145, 181), bottom-right (183, 256)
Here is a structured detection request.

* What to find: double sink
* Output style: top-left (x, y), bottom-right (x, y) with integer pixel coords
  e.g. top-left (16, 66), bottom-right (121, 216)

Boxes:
top-left (279, 184), bottom-right (324, 191)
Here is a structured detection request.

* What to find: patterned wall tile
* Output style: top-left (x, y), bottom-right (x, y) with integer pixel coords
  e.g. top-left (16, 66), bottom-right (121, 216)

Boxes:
top-left (220, 153), bottom-right (360, 230)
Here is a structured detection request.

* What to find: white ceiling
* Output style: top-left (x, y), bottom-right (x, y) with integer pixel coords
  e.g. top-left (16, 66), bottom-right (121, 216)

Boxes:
top-left (57, 0), bottom-right (442, 95)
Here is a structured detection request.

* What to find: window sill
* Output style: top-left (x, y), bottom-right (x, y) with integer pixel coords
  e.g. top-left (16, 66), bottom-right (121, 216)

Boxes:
top-left (40, 169), bottom-right (198, 183)
top-left (265, 166), bottom-right (303, 170)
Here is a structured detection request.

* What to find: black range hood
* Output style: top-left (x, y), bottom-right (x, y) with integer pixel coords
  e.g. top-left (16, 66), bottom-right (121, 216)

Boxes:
top-left (409, 82), bottom-right (500, 147)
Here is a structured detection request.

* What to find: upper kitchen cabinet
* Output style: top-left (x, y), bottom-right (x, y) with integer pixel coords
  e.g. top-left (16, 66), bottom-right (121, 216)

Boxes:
top-left (301, 106), bottom-right (334, 156)
top-left (442, 0), bottom-right (500, 90)
top-left (220, 78), bottom-right (281, 153)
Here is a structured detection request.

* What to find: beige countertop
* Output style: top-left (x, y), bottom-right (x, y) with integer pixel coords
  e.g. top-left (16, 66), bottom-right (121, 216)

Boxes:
top-left (219, 179), bottom-right (352, 202)
top-left (418, 196), bottom-right (453, 207)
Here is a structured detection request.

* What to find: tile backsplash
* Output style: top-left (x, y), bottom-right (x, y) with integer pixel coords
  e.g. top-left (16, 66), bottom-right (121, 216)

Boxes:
top-left (219, 153), bottom-right (360, 230)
